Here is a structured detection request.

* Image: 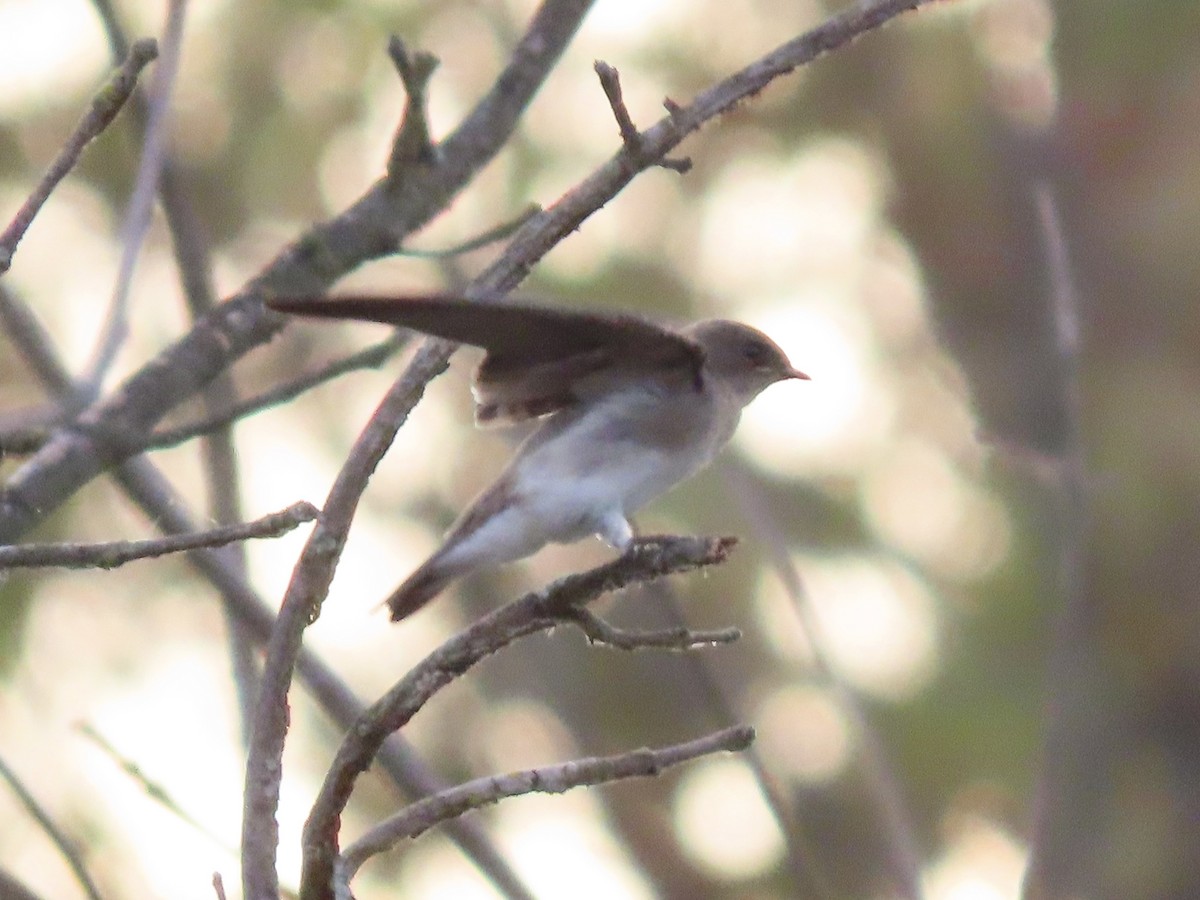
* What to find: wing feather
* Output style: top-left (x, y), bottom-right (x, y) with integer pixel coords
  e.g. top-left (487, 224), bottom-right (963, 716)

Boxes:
top-left (268, 293), bottom-right (706, 425)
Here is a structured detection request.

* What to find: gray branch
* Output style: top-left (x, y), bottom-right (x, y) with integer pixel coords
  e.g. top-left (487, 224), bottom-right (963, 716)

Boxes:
top-left (0, 39), bottom-right (158, 273)
top-left (0, 501), bottom-right (317, 570)
top-left (339, 724), bottom-right (755, 884)
top-left (299, 536), bottom-right (738, 900)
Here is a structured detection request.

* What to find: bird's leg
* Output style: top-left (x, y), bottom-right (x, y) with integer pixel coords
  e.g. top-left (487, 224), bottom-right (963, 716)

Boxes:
top-left (596, 510), bottom-right (635, 552)
top-left (597, 513), bottom-right (678, 558)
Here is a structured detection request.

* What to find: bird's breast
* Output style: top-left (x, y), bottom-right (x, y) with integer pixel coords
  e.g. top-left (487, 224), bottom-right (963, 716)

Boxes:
top-left (510, 385), bottom-right (726, 520)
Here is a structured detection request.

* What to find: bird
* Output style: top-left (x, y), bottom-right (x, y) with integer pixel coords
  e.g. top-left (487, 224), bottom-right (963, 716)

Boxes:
top-left (267, 293), bottom-right (808, 620)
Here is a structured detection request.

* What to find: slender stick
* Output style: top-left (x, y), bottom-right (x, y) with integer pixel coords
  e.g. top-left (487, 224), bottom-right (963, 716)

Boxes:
top-left (1022, 183), bottom-right (1092, 899)
top-left (0, 754), bottom-right (104, 900)
top-left (340, 725), bottom-right (755, 882)
top-left (83, 0), bottom-right (187, 389)
top-left (722, 457), bottom-right (925, 900)
top-left (0, 501), bottom-right (317, 569)
top-left (145, 333), bottom-right (410, 450)
top-left (0, 40), bottom-right (158, 273)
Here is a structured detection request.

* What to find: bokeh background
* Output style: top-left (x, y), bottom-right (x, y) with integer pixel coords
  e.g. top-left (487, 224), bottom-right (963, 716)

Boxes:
top-left (0, 0), bottom-right (1194, 898)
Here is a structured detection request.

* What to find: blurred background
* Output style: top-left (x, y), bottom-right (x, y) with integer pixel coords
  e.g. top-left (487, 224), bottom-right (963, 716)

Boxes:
top-left (0, 0), bottom-right (1195, 898)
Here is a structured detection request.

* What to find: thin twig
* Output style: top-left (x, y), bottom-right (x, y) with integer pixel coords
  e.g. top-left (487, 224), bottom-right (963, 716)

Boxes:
top-left (398, 204), bottom-right (542, 259)
top-left (644, 579), bottom-right (839, 899)
top-left (0, 753), bottom-right (104, 900)
top-left (83, 1), bottom-right (187, 389)
top-left (340, 724), bottom-right (755, 881)
top-left (0, 39), bottom-right (158, 273)
top-left (1022, 183), bottom-right (1091, 899)
top-left (0, 500), bottom-right (317, 569)
top-left (563, 604), bottom-right (740, 651)
top-left (145, 333), bottom-right (410, 450)
top-left (594, 61), bottom-right (691, 173)
top-left (77, 722), bottom-right (234, 851)
top-left (386, 36), bottom-right (440, 173)
top-left (721, 457), bottom-right (925, 900)
top-left (299, 535), bottom-right (738, 900)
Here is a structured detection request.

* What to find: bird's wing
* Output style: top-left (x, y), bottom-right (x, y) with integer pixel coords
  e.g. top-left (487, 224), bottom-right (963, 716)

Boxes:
top-left (267, 293), bottom-right (706, 426)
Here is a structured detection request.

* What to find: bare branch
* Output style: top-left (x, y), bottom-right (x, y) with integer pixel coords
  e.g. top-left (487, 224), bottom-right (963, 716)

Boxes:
top-left (0, 753), bottom-right (104, 900)
top-left (594, 61), bottom-right (691, 173)
top-left (340, 724), bottom-right (755, 882)
top-left (0, 501), bottom-right (317, 570)
top-left (0, 237), bottom-right (531, 897)
top-left (0, 0), bottom-right (937, 545)
top-left (563, 604), bottom-right (741, 651)
top-left (83, 1), bottom-right (187, 390)
top-left (77, 722), bottom-right (234, 851)
top-left (399, 204), bottom-right (542, 259)
top-left (145, 333), bottom-right (411, 450)
top-left (1, 244), bottom-right (531, 897)
top-left (386, 36), bottom-right (440, 173)
top-left (109, 459), bottom-right (538, 900)
top-left (0, 39), bottom-right (158, 273)
top-left (1023, 182), bottom-right (1092, 899)
top-left (299, 536), bottom-right (736, 899)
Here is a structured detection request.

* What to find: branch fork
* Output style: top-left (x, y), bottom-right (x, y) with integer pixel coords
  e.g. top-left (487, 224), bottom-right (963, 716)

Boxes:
top-left (594, 60), bottom-right (693, 174)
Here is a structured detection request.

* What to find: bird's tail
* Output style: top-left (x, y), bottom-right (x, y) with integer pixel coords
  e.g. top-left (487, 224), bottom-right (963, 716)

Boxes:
top-left (385, 552), bottom-right (462, 621)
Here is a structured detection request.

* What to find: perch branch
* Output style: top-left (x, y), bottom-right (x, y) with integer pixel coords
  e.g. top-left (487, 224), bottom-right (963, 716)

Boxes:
top-left (299, 536), bottom-right (737, 899)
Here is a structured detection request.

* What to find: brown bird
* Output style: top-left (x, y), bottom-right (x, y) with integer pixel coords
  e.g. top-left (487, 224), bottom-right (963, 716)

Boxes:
top-left (268, 294), bottom-right (808, 620)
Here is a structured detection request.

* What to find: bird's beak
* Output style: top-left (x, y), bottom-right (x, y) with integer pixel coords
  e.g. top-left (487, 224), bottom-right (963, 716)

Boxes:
top-left (785, 366), bottom-right (811, 381)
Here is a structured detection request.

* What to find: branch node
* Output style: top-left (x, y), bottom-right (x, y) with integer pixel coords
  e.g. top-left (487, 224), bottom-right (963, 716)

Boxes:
top-left (386, 36), bottom-right (440, 176)
top-left (594, 60), bottom-right (692, 175)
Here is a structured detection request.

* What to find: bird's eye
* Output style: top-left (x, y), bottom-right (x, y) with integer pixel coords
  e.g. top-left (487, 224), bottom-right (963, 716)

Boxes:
top-left (742, 341), bottom-right (770, 366)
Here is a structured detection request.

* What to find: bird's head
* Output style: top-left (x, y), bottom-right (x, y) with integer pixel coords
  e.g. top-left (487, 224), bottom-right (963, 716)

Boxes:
top-left (686, 319), bottom-right (809, 404)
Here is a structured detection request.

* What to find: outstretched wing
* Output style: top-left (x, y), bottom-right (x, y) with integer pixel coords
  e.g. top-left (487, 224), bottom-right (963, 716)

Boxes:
top-left (267, 293), bottom-right (706, 426)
